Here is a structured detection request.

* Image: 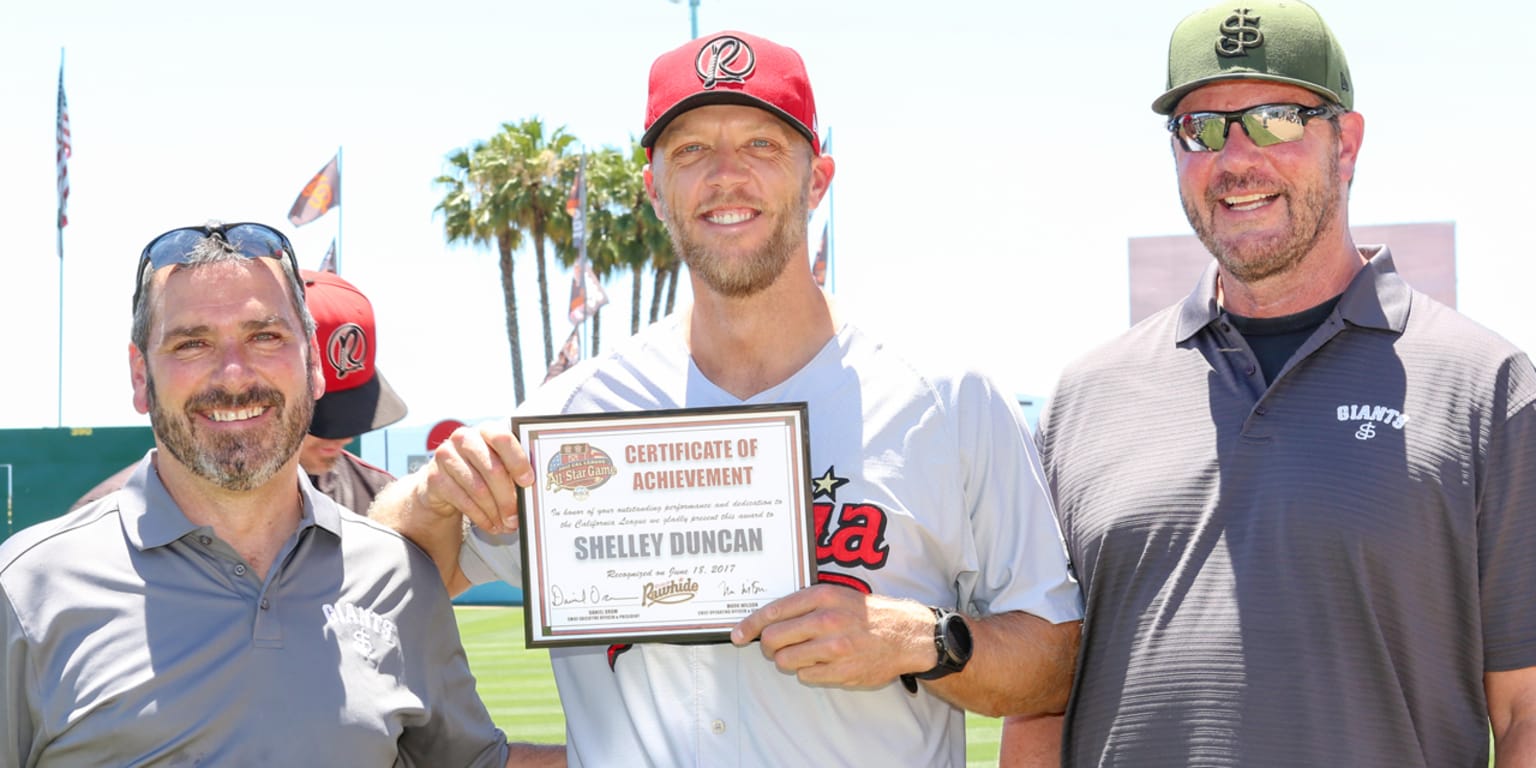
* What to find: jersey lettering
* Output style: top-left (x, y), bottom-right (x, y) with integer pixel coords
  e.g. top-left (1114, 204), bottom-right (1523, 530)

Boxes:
top-left (813, 501), bottom-right (891, 570)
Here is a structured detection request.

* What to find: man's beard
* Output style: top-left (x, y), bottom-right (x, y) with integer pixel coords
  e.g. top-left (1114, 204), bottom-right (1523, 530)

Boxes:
top-left (1182, 150), bottom-right (1341, 285)
top-left (147, 369), bottom-right (314, 492)
top-left (662, 184), bottom-right (810, 298)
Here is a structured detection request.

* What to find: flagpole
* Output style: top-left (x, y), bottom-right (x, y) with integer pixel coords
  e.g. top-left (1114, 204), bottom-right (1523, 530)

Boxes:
top-left (335, 145), bottom-right (344, 274)
top-left (56, 225), bottom-right (63, 428)
top-left (826, 129), bottom-right (835, 294)
top-left (827, 176), bottom-right (835, 294)
top-left (574, 150), bottom-right (588, 360)
top-left (580, 151), bottom-right (589, 360)
top-left (56, 48), bottom-right (66, 428)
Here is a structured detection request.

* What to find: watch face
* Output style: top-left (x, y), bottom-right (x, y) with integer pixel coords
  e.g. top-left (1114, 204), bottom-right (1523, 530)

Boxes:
top-left (941, 612), bottom-right (974, 665)
top-left (914, 609), bottom-right (973, 681)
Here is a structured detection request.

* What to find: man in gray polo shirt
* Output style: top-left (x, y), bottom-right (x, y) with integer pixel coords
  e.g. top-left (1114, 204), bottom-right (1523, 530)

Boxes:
top-left (1001, 1), bottom-right (1536, 765)
top-left (0, 222), bottom-right (563, 767)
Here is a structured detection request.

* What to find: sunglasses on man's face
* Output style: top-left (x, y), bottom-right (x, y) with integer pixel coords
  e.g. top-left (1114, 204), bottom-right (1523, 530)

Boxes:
top-left (133, 222), bottom-right (302, 309)
top-left (1168, 103), bottom-right (1342, 153)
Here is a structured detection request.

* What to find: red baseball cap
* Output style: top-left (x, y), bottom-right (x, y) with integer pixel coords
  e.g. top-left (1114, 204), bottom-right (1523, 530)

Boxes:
top-left (641, 31), bottom-right (819, 154)
top-left (302, 270), bottom-right (408, 439)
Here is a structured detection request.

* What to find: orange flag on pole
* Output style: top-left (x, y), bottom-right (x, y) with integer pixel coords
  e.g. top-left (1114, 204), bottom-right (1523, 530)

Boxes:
top-left (288, 153), bottom-right (340, 227)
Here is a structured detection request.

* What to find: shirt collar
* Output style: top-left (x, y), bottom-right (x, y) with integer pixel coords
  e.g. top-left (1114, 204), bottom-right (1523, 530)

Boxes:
top-left (1173, 245), bottom-right (1409, 342)
top-left (120, 449), bottom-right (343, 551)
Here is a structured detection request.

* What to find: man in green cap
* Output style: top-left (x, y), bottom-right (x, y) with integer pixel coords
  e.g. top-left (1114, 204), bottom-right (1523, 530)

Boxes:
top-left (1001, 1), bottom-right (1536, 765)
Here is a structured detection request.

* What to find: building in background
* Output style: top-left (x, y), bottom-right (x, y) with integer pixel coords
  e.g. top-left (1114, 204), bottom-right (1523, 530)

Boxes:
top-left (1128, 222), bottom-right (1456, 324)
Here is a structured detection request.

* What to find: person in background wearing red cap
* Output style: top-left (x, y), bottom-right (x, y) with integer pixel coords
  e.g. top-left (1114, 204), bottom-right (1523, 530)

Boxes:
top-left (298, 269), bottom-right (407, 515)
top-left (1, 221), bottom-right (563, 766)
top-left (1006, 1), bottom-right (1536, 765)
top-left (67, 270), bottom-right (406, 517)
top-left (375, 31), bottom-right (1081, 767)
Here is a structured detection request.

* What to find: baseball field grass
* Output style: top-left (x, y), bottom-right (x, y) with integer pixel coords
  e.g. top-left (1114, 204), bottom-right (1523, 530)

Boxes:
top-left (455, 605), bottom-right (1006, 766)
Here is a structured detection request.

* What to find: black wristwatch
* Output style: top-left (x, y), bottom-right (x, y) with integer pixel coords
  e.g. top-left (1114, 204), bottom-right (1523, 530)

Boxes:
top-left (900, 607), bottom-right (974, 693)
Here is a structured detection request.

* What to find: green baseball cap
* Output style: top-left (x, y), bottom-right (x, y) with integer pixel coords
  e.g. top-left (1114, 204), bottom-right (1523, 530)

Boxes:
top-left (1152, 0), bottom-right (1353, 115)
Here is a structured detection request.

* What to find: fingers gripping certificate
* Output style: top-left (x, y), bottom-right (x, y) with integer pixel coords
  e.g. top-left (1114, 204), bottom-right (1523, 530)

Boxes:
top-left (514, 404), bottom-right (815, 647)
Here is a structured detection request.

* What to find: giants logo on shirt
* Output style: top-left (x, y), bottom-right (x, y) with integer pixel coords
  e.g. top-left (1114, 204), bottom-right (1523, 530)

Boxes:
top-left (1336, 403), bottom-right (1410, 441)
top-left (323, 601), bottom-right (399, 663)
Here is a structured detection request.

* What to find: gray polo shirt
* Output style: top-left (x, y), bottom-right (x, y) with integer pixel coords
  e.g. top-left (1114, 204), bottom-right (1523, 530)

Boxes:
top-left (1, 452), bottom-right (510, 767)
top-left (1042, 248), bottom-right (1536, 767)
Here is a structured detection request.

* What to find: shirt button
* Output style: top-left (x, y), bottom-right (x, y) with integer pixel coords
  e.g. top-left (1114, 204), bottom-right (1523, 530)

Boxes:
top-left (711, 719), bottom-right (726, 735)
top-left (1255, 405), bottom-right (1268, 416)
top-left (260, 599), bottom-right (270, 611)
top-left (198, 535), bottom-right (212, 546)
top-left (1220, 323), bottom-right (1232, 332)
top-left (1245, 366), bottom-right (1256, 376)
top-left (234, 564), bottom-right (247, 576)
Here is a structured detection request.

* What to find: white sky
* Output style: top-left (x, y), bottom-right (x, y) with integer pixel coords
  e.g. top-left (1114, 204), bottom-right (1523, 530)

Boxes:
top-left (3, 0), bottom-right (1533, 431)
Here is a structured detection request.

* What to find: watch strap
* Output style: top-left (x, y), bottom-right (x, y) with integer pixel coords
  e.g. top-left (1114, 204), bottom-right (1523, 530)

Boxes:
top-left (900, 606), bottom-right (969, 693)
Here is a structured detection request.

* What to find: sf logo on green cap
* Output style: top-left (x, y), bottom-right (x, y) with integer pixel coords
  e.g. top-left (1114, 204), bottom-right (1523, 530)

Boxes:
top-left (1216, 9), bottom-right (1263, 57)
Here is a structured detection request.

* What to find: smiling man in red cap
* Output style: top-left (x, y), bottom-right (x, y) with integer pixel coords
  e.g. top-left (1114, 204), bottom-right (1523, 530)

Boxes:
top-left (298, 269), bottom-right (407, 515)
top-left (377, 30), bottom-right (1081, 767)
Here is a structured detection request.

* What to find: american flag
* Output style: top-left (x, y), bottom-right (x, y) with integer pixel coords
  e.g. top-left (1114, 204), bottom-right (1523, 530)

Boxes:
top-left (56, 56), bottom-right (71, 231)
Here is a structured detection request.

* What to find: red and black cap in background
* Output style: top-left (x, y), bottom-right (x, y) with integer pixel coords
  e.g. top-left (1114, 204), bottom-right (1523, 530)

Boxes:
top-left (302, 270), bottom-right (407, 440)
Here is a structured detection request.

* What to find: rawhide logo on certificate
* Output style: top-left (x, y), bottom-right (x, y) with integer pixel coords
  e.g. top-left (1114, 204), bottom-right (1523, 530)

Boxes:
top-left (514, 403), bottom-right (814, 647)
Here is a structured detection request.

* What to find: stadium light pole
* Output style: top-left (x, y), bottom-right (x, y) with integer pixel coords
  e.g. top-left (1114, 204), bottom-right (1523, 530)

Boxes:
top-left (667, 0), bottom-right (700, 39)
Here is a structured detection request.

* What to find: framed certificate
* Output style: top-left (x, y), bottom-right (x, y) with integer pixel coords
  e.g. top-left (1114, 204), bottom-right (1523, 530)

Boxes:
top-left (513, 403), bottom-right (815, 648)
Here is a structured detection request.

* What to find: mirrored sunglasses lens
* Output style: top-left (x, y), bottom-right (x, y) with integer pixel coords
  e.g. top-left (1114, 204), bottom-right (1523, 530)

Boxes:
top-left (1174, 116), bottom-right (1201, 151)
top-left (144, 229), bottom-right (210, 270)
top-left (1177, 114), bottom-right (1227, 152)
top-left (1241, 106), bottom-right (1306, 147)
top-left (222, 224), bottom-right (287, 260)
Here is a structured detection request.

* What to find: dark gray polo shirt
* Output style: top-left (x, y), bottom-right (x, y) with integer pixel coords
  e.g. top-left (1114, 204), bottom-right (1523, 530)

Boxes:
top-left (1042, 248), bottom-right (1536, 767)
top-left (1, 452), bottom-right (510, 767)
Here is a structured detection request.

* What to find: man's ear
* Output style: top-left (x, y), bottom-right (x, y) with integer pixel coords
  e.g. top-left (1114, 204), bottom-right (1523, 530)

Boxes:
top-left (309, 337), bottom-right (326, 402)
top-left (1336, 110), bottom-right (1365, 186)
top-left (130, 344), bottom-right (151, 415)
top-left (807, 154), bottom-right (836, 211)
top-left (643, 164), bottom-right (660, 213)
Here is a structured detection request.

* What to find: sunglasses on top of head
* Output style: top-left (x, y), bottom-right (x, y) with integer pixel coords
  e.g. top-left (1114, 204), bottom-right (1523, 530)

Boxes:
top-left (1168, 103), bottom-right (1343, 153)
top-left (133, 222), bottom-right (302, 309)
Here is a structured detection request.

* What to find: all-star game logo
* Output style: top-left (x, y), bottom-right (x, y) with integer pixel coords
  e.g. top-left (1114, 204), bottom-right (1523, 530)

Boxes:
top-left (546, 443), bottom-right (618, 499)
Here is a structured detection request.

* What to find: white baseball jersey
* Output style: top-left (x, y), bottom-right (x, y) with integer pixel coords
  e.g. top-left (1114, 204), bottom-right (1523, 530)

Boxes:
top-left (462, 317), bottom-right (1081, 767)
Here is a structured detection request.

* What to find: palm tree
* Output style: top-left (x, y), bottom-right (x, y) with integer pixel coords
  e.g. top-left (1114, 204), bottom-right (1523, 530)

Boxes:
top-left (638, 145), bottom-right (681, 325)
top-left (586, 141), bottom-right (679, 327)
top-left (606, 140), bottom-right (675, 334)
top-left (434, 146), bottom-right (531, 403)
top-left (557, 144), bottom-right (657, 353)
top-left (551, 148), bottom-right (612, 354)
top-left (478, 118), bottom-right (579, 369)
top-left (655, 258), bottom-right (682, 322)
top-left (556, 141), bottom-right (682, 355)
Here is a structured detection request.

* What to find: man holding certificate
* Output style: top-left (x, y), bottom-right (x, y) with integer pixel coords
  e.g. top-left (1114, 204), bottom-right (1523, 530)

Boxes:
top-left (375, 30), bottom-right (1082, 767)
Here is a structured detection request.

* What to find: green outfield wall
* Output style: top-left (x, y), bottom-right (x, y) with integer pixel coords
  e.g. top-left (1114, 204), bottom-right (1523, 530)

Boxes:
top-left (0, 426), bottom-right (153, 542)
